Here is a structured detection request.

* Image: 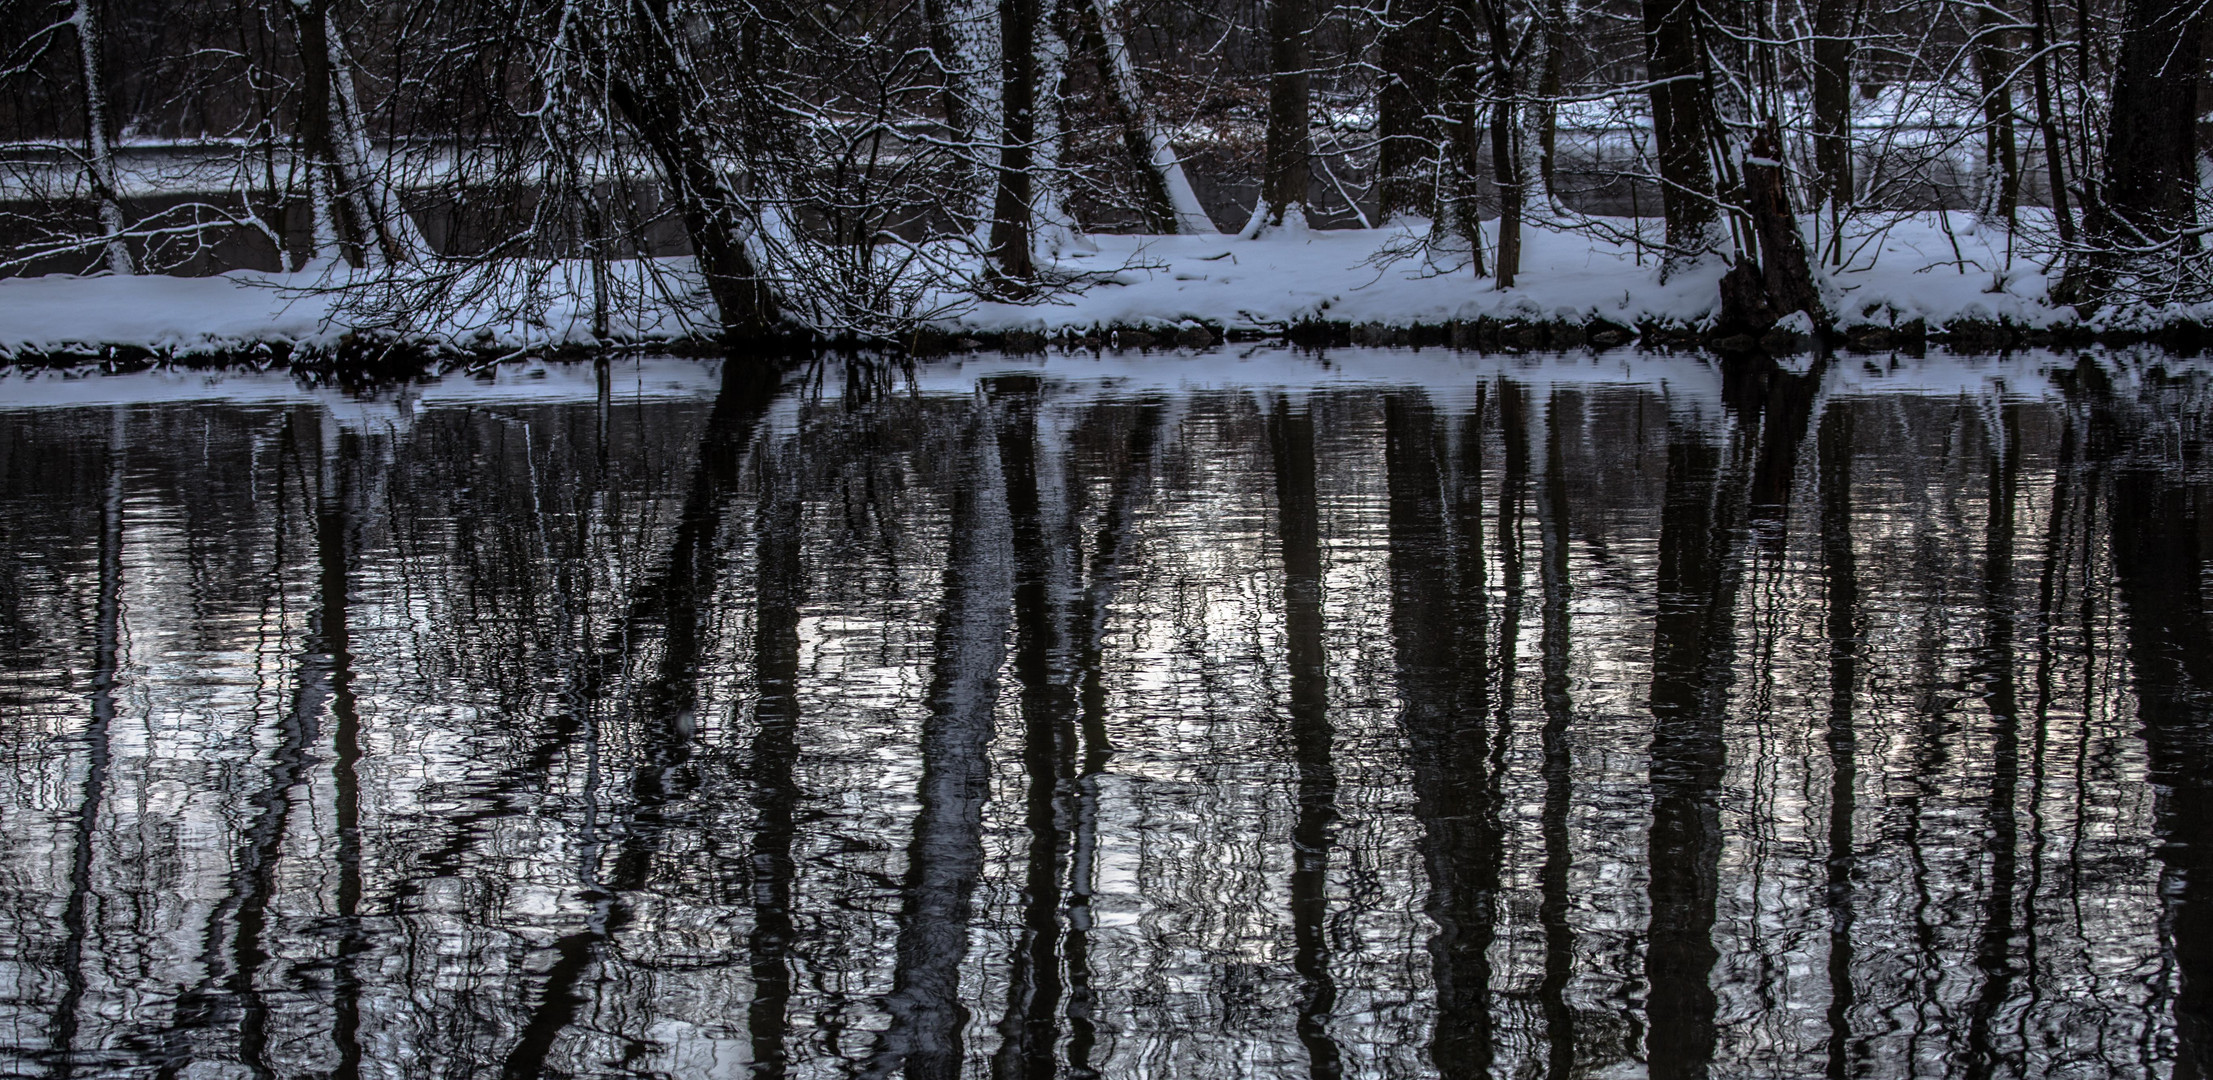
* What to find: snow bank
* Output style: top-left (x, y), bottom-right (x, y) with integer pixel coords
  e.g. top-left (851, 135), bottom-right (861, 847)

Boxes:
top-left (0, 211), bottom-right (2091, 359)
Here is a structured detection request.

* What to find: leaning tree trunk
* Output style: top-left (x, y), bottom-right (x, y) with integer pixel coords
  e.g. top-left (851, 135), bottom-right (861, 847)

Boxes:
top-left (1376, 0), bottom-right (1441, 222)
top-left (1080, 0), bottom-right (1215, 232)
top-left (289, 0), bottom-right (339, 264)
top-left (595, 1), bottom-right (781, 339)
top-left (291, 0), bottom-right (430, 266)
top-left (72, 0), bottom-right (131, 275)
top-left (2077, 0), bottom-right (2207, 297)
top-left (1642, 0), bottom-right (1720, 274)
top-left (324, 22), bottom-right (428, 262)
top-left (1249, 0), bottom-right (1313, 233)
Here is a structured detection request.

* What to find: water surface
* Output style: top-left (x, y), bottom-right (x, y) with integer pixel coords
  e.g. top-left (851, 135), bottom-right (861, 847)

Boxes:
top-left (1, 349), bottom-right (2208, 1079)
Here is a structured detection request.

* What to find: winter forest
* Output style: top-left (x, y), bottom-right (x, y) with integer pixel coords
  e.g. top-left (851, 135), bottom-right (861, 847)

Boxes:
top-left (9, 0), bottom-right (2213, 1077)
top-left (2, 0), bottom-right (2211, 350)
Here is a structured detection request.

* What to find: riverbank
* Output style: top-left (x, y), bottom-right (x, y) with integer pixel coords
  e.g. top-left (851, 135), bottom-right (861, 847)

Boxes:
top-left (0, 210), bottom-right (2192, 366)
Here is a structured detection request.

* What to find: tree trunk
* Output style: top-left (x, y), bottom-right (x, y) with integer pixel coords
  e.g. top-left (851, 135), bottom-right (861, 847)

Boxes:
top-left (1719, 129), bottom-right (1826, 330)
top-left (1642, 0), bottom-right (1719, 270)
top-left (1376, 0), bottom-right (1440, 222)
top-left (1809, 0), bottom-right (1853, 243)
top-left (987, 0), bottom-right (1040, 282)
top-left (1079, 0), bottom-right (1215, 232)
top-left (597, 1), bottom-right (782, 339)
top-left (2026, 0), bottom-right (2075, 245)
top-left (1493, 96), bottom-right (1524, 285)
top-left (324, 19), bottom-right (427, 262)
top-left (1531, 0), bottom-right (1565, 210)
top-left (1251, 0), bottom-right (1312, 233)
top-left (922, 0), bottom-right (1003, 240)
top-left (1974, 4), bottom-right (2020, 226)
top-left (290, 0), bottom-right (345, 264)
top-left (2081, 0), bottom-right (2206, 291)
top-left (1438, 0), bottom-right (1487, 271)
top-left (289, 0), bottom-right (379, 266)
top-left (72, 0), bottom-right (131, 275)
top-left (1484, 0), bottom-right (1526, 285)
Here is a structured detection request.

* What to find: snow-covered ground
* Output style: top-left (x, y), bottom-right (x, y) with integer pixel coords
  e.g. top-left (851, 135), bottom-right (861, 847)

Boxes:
top-left (0, 211), bottom-right (2086, 359)
top-left (954, 211), bottom-right (2061, 334)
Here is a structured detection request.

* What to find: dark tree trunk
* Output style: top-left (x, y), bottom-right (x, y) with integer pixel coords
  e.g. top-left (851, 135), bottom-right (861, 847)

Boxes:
top-left (1974, 6), bottom-right (2021, 225)
top-left (598, 1), bottom-right (782, 340)
top-left (1642, 0), bottom-right (1719, 266)
top-left (1438, 0), bottom-right (1488, 271)
top-left (1258, 0), bottom-right (1313, 228)
top-left (2084, 0), bottom-right (2207, 286)
top-left (1534, 0), bottom-right (1567, 205)
top-left (1809, 0), bottom-right (1853, 226)
top-left (988, 0), bottom-right (1040, 282)
top-left (1492, 97), bottom-right (1523, 285)
top-left (1377, 0), bottom-right (1441, 221)
top-left (289, 0), bottom-right (361, 267)
top-left (1484, 0), bottom-right (1523, 285)
top-left (921, 0), bottom-right (974, 143)
top-left (1718, 129), bottom-right (1826, 330)
top-left (2027, 0), bottom-right (2076, 244)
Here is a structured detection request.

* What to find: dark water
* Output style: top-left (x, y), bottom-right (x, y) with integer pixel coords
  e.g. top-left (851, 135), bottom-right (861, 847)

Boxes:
top-left (0, 349), bottom-right (2208, 1079)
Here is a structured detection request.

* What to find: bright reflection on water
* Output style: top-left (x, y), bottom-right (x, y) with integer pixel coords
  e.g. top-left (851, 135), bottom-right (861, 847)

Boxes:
top-left (0, 349), bottom-right (2208, 1080)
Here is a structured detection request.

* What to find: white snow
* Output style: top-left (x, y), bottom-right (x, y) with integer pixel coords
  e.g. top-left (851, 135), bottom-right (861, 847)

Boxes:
top-left (0, 210), bottom-right (2093, 357)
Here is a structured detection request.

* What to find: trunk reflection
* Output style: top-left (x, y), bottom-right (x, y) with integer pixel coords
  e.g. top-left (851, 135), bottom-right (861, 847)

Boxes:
top-left (0, 351), bottom-right (2203, 1080)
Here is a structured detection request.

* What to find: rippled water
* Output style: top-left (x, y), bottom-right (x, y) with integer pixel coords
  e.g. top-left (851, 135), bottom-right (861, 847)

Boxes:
top-left (0, 349), bottom-right (2208, 1079)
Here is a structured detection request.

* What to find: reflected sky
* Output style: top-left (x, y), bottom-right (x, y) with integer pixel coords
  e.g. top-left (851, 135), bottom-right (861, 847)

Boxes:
top-left (0, 349), bottom-right (2207, 1079)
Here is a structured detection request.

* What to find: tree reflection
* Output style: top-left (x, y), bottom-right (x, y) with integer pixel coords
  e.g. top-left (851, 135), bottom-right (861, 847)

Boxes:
top-left (1383, 391), bottom-right (1502, 1080)
top-left (0, 353), bottom-right (2205, 1080)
